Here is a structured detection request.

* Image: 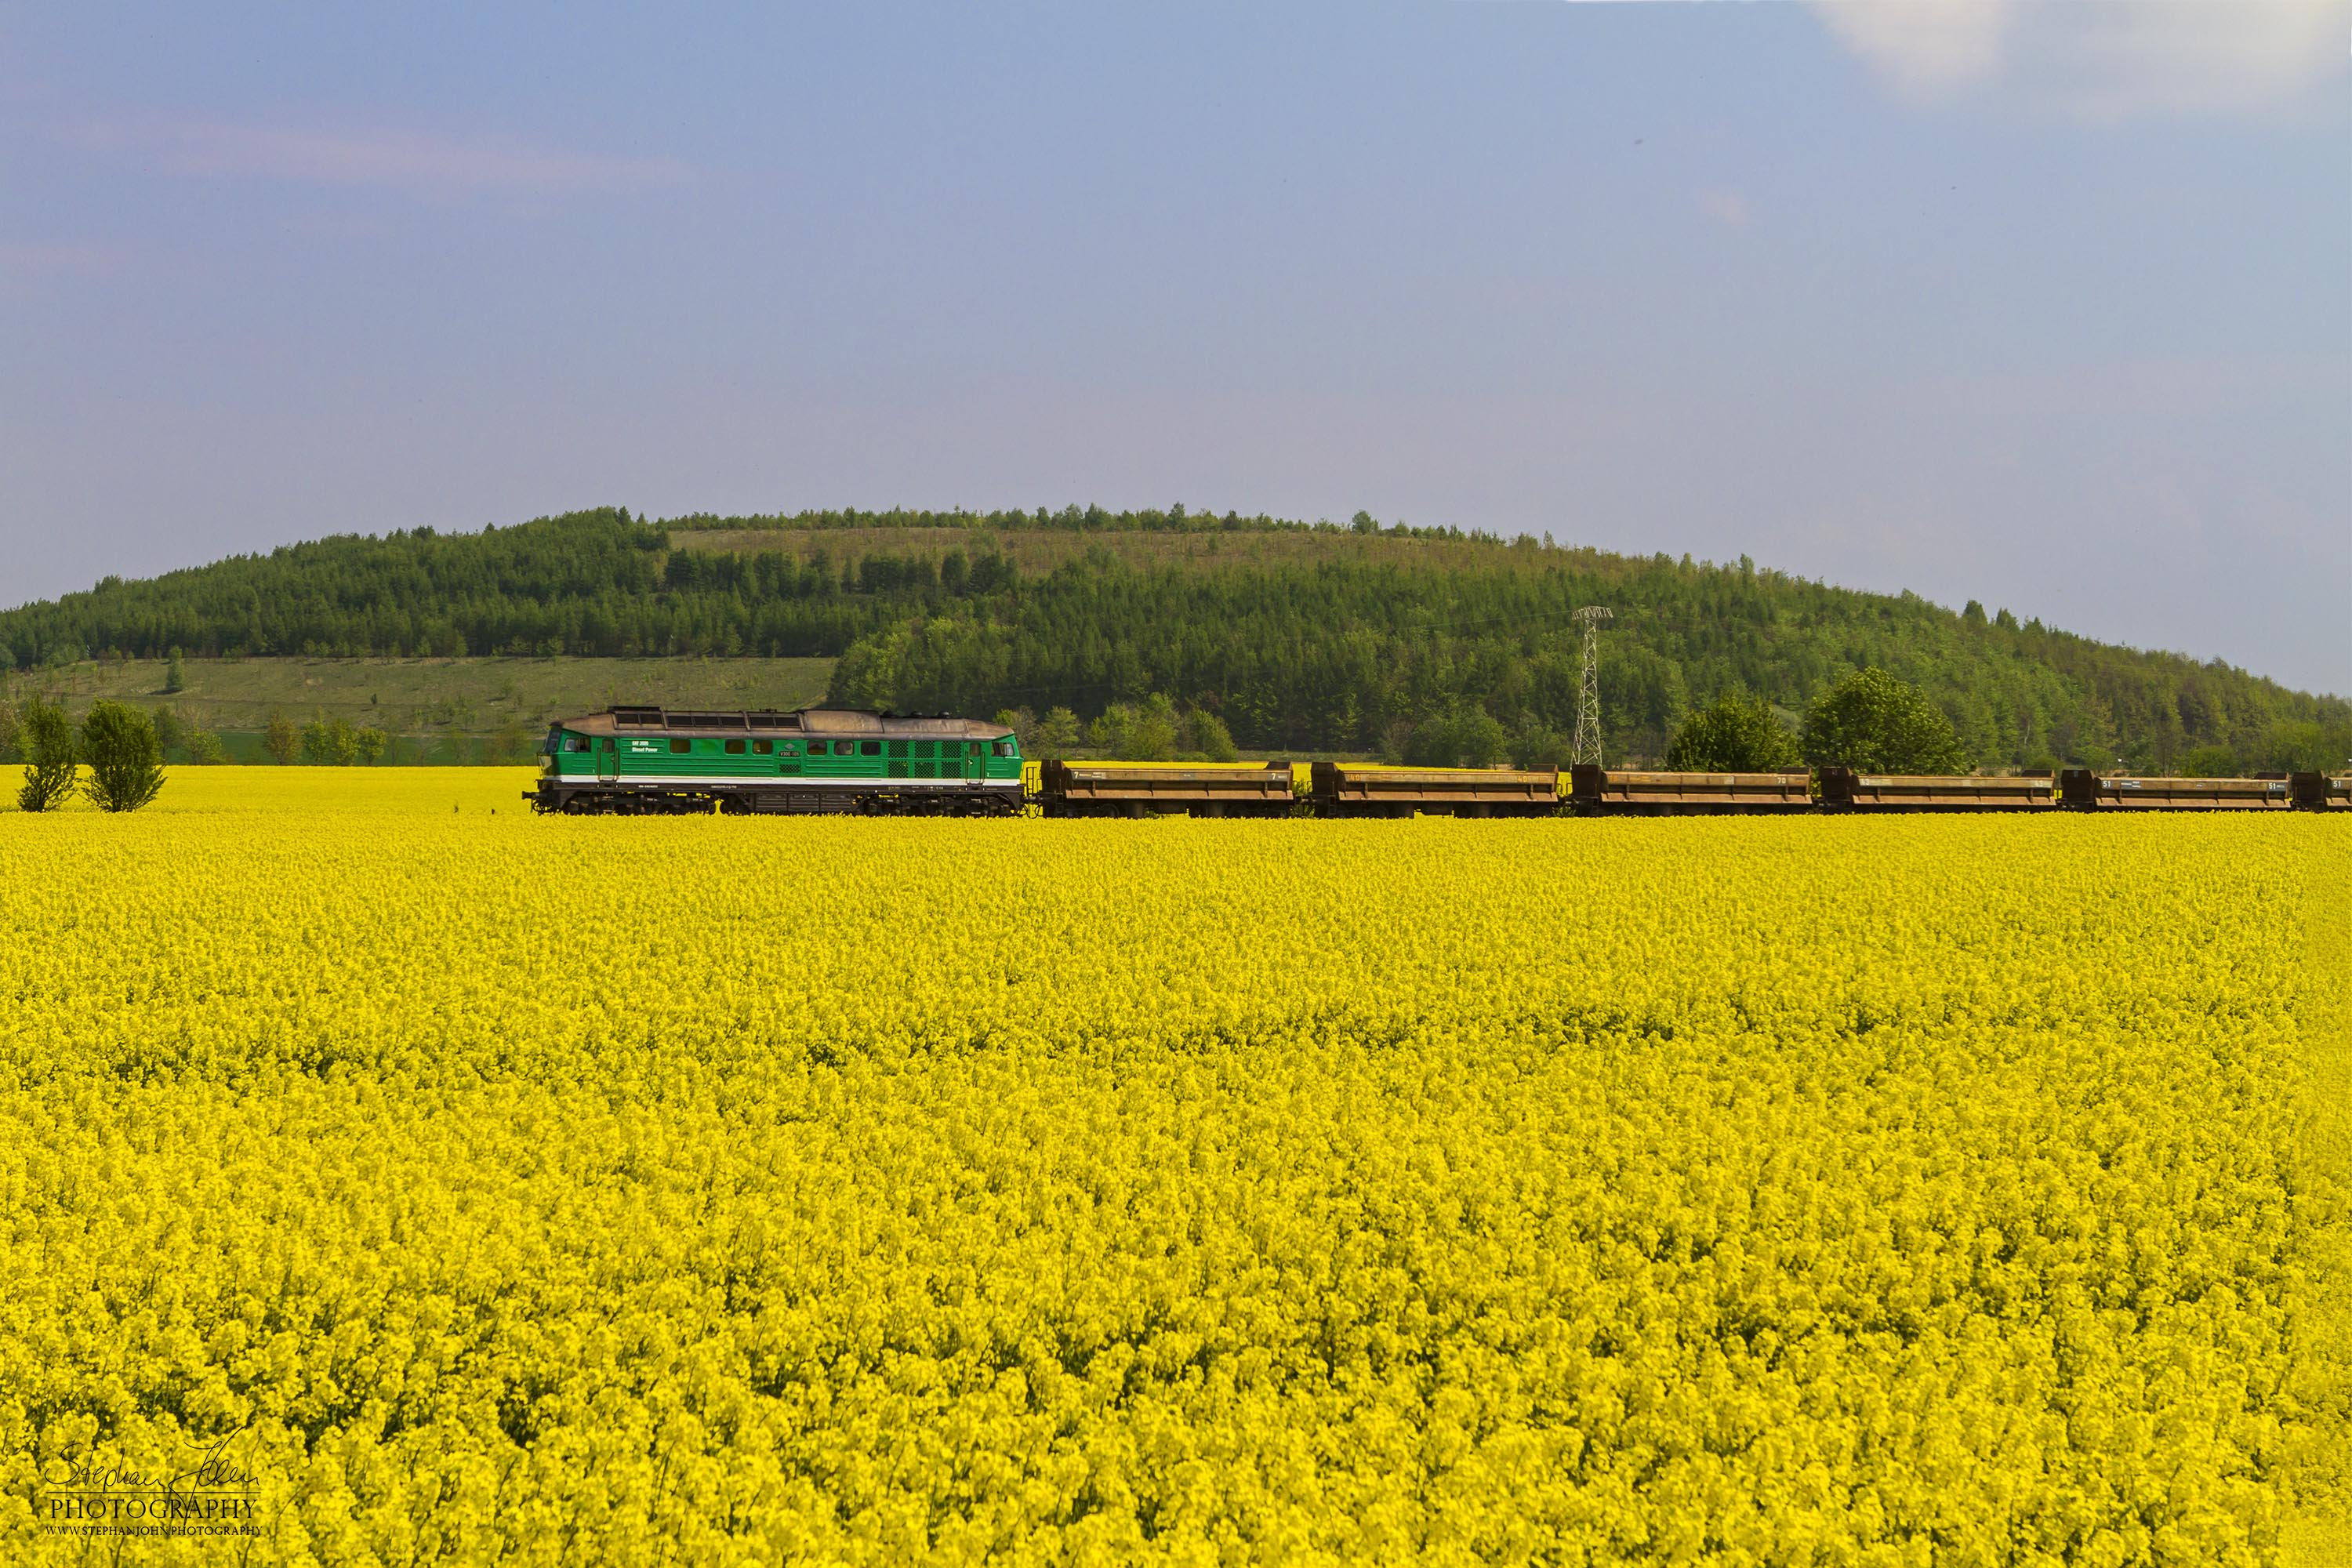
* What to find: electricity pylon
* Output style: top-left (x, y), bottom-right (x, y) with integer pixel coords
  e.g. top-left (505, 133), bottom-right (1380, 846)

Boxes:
top-left (1571, 606), bottom-right (1611, 768)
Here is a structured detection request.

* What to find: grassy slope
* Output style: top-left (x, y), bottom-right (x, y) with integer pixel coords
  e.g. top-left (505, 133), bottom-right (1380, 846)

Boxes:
top-left (4, 655), bottom-right (833, 762)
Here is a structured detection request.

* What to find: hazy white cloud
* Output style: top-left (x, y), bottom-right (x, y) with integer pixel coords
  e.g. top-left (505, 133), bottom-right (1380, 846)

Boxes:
top-left (1699, 187), bottom-right (1753, 227)
top-left (66, 116), bottom-right (689, 197)
top-left (1813, 0), bottom-right (2010, 96)
top-left (1812, 0), bottom-right (2350, 119)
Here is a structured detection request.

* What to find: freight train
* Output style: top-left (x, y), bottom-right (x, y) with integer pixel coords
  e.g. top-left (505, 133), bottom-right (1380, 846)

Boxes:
top-left (525, 707), bottom-right (2351, 817)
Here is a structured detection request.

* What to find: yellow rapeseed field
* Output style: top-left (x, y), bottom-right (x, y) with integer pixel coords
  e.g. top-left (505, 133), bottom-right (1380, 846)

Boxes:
top-left (1, 770), bottom-right (2345, 1566)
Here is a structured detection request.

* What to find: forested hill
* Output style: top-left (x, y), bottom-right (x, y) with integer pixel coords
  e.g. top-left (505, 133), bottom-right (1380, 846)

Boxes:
top-left (5, 506), bottom-right (2345, 771)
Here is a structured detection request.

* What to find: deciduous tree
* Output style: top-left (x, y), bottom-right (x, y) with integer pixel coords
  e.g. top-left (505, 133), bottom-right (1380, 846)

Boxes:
top-left (1667, 694), bottom-right (1800, 772)
top-left (80, 700), bottom-right (165, 812)
top-left (16, 699), bottom-right (77, 811)
top-left (264, 709), bottom-right (299, 765)
top-left (1802, 670), bottom-right (1969, 775)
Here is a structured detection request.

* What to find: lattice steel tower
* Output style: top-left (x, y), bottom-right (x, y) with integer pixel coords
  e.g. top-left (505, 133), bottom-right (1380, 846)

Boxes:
top-left (1570, 606), bottom-right (1612, 768)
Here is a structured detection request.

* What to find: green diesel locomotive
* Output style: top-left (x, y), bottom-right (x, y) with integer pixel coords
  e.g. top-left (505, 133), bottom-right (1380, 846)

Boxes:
top-left (527, 706), bottom-right (1023, 815)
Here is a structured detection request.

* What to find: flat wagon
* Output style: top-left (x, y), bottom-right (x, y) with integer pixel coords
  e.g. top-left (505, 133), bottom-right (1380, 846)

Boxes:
top-left (1819, 769), bottom-right (2057, 811)
top-left (1310, 762), bottom-right (1560, 817)
top-left (2057, 771), bottom-right (2292, 811)
top-left (1568, 767), bottom-right (1813, 813)
top-left (1038, 760), bottom-right (1297, 817)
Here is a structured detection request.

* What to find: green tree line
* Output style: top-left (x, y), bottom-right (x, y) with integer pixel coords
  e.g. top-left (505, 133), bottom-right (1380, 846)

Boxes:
top-left (2, 508), bottom-right (2342, 771)
top-left (825, 552), bottom-right (2347, 771)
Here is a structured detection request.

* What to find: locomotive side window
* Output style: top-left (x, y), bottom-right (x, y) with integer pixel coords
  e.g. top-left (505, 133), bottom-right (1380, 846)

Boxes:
top-left (753, 739), bottom-right (772, 756)
top-left (806, 740), bottom-right (827, 756)
top-left (670, 739), bottom-right (691, 754)
top-left (860, 740), bottom-right (881, 756)
top-left (725, 739), bottom-right (746, 755)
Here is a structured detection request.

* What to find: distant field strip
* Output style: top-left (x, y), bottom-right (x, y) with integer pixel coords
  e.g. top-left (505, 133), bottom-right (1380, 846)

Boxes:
top-left (0, 789), bottom-right (2343, 1565)
top-left (5, 656), bottom-right (835, 730)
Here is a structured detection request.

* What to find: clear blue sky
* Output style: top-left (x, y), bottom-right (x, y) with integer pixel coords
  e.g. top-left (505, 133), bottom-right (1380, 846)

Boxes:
top-left (4, 2), bottom-right (2346, 693)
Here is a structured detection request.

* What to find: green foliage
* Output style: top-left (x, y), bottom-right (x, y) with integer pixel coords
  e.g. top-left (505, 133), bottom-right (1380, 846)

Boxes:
top-left (1091, 698), bottom-right (1179, 760)
top-left (78, 699), bottom-right (165, 812)
top-left (2259, 720), bottom-right (2348, 775)
top-left (0, 698), bottom-right (19, 764)
top-left (16, 699), bottom-right (77, 811)
top-left (1035, 707), bottom-right (1082, 759)
top-left (150, 702), bottom-right (187, 756)
top-left (1511, 721), bottom-right (1573, 771)
top-left (1803, 669), bottom-right (1973, 775)
top-left (2179, 744), bottom-right (2240, 779)
top-left (264, 709), bottom-right (299, 765)
top-left (355, 725), bottom-right (389, 764)
top-left (164, 645), bottom-right (186, 692)
top-left (301, 714), bottom-right (359, 765)
top-left (1010, 695), bottom-right (1242, 762)
top-left (1666, 692), bottom-right (1802, 772)
top-left (1178, 708), bottom-right (1240, 762)
top-left (1403, 705), bottom-right (1510, 768)
top-left (487, 717), bottom-right (532, 765)
top-left (186, 728), bottom-right (227, 765)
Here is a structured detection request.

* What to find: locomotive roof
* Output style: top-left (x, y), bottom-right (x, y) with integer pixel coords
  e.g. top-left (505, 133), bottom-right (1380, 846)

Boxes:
top-left (559, 706), bottom-right (1005, 739)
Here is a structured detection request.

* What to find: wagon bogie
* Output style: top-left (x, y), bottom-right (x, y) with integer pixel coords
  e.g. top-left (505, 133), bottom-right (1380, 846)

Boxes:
top-left (2288, 773), bottom-right (2352, 811)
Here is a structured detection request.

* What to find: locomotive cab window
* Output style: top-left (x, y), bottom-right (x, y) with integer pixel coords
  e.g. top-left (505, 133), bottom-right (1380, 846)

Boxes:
top-left (725, 739), bottom-right (746, 755)
top-left (993, 741), bottom-right (1014, 757)
top-left (564, 736), bottom-right (591, 753)
top-left (753, 739), bottom-right (772, 756)
top-left (670, 739), bottom-right (691, 754)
